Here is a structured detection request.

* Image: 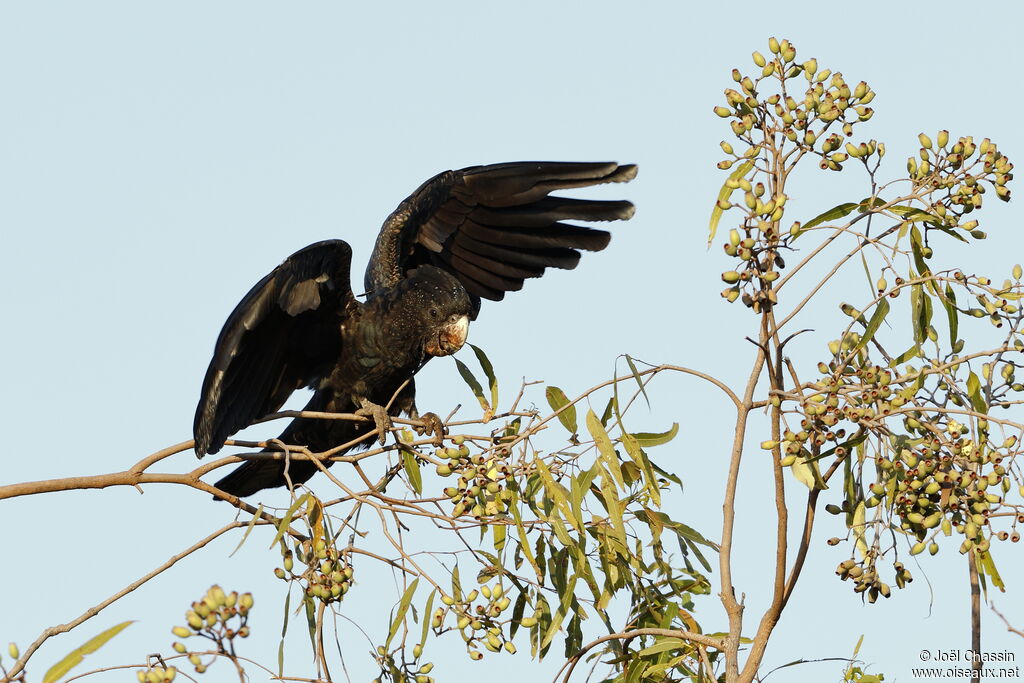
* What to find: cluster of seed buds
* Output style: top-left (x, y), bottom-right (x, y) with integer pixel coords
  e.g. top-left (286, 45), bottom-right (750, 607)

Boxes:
top-left (872, 420), bottom-right (1023, 555)
top-left (772, 355), bottom-right (908, 465)
top-left (950, 269), bottom-right (1024, 334)
top-left (833, 554), bottom-right (912, 604)
top-left (714, 39), bottom-right (880, 314)
top-left (274, 537), bottom-right (353, 604)
top-left (136, 666), bottom-right (177, 683)
top-left (436, 435), bottom-right (515, 518)
top-left (433, 582), bottom-right (517, 659)
top-left (714, 38), bottom-right (875, 162)
top-left (720, 220), bottom-right (785, 313)
top-left (170, 585), bottom-right (252, 674)
top-left (372, 646), bottom-right (436, 683)
top-left (909, 133), bottom-right (1013, 232)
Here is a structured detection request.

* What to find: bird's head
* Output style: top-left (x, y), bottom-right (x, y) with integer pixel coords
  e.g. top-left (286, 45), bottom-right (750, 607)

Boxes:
top-left (390, 266), bottom-right (473, 358)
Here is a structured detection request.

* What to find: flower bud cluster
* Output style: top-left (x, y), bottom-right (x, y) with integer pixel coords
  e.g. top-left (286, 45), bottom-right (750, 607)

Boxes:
top-left (170, 585), bottom-right (252, 674)
top-left (433, 582), bottom-right (521, 661)
top-left (436, 435), bottom-right (516, 519)
top-left (275, 537), bottom-right (353, 605)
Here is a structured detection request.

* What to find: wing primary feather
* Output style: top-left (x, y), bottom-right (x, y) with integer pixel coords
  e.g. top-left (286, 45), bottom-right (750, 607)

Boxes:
top-left (470, 198), bottom-right (635, 226)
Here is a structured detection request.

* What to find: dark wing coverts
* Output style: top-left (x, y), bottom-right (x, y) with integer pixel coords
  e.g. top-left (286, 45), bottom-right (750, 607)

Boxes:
top-left (364, 161), bottom-right (637, 305)
top-left (193, 240), bottom-right (357, 456)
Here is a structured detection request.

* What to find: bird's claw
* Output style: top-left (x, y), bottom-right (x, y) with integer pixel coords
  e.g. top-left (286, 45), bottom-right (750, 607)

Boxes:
top-left (414, 411), bottom-right (446, 446)
top-left (358, 399), bottom-right (392, 445)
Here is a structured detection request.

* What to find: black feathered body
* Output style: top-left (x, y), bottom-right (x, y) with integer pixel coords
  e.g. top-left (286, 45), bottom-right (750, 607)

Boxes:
top-left (212, 267), bottom-right (471, 496)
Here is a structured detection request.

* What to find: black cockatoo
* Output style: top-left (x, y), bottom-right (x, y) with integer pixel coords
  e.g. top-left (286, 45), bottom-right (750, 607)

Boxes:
top-left (193, 161), bottom-right (637, 497)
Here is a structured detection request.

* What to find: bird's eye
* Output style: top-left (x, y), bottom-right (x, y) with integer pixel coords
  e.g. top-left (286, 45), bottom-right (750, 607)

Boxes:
top-left (429, 308), bottom-right (439, 319)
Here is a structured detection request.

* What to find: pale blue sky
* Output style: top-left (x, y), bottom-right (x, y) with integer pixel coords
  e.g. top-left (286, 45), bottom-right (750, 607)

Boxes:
top-left (2, 2), bottom-right (1024, 682)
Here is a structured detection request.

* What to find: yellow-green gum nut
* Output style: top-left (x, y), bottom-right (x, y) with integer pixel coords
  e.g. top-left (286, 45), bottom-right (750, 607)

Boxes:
top-left (413, 644), bottom-right (423, 659)
top-left (441, 594), bottom-right (455, 606)
top-left (722, 271), bottom-right (741, 284)
top-left (173, 642), bottom-right (187, 654)
top-left (937, 130), bottom-right (949, 148)
top-left (240, 592), bottom-right (254, 609)
top-left (470, 650), bottom-right (483, 661)
top-left (186, 612), bottom-right (203, 630)
top-left (172, 626), bottom-right (191, 638)
top-left (480, 585), bottom-right (491, 599)
top-left (137, 671), bottom-right (148, 683)
top-left (188, 653), bottom-right (202, 666)
top-left (520, 616), bottom-right (538, 628)
top-left (457, 615), bottom-right (471, 630)
top-left (919, 133), bottom-right (932, 149)
top-left (910, 542), bottom-right (926, 555)
top-left (752, 51), bottom-right (766, 67)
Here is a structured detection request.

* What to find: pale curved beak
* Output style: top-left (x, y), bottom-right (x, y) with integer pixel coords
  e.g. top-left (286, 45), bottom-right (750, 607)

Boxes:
top-left (426, 314), bottom-right (470, 357)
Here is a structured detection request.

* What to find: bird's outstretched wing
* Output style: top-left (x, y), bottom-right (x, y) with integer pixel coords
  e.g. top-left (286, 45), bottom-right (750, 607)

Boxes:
top-left (193, 240), bottom-right (358, 456)
top-left (364, 161), bottom-right (637, 306)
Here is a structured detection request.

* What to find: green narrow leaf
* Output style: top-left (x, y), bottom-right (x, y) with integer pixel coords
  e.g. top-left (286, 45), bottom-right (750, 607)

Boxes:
top-left (386, 578), bottom-right (420, 648)
top-left (492, 524), bottom-right (506, 553)
top-left (419, 589), bottom-right (436, 647)
top-left (853, 299), bottom-right (890, 353)
top-left (509, 502), bottom-right (542, 581)
top-left (540, 573), bottom-right (578, 650)
top-left (852, 501), bottom-right (867, 559)
top-left (967, 371), bottom-right (987, 414)
top-left (545, 386), bottom-right (577, 433)
top-left (708, 160), bottom-right (754, 245)
top-left (451, 565), bottom-right (463, 601)
top-left (797, 201), bottom-right (859, 234)
top-left (943, 284), bottom-right (959, 347)
top-left (454, 357), bottom-right (490, 416)
top-left (278, 586), bottom-right (291, 676)
top-left (598, 465), bottom-right (628, 549)
top-left (978, 551), bottom-right (1005, 592)
top-left (790, 451), bottom-right (828, 490)
top-left (637, 638), bottom-right (686, 657)
top-left (890, 344), bottom-right (922, 366)
top-left (889, 205), bottom-right (933, 222)
top-left (586, 409), bottom-right (624, 490)
top-left (269, 493), bottom-right (310, 549)
top-left (42, 621), bottom-right (133, 683)
top-left (534, 458), bottom-right (579, 530)
top-left (859, 252), bottom-right (874, 294)
top-left (621, 433), bottom-right (661, 507)
top-left (469, 344), bottom-right (498, 414)
top-left (910, 283), bottom-right (925, 345)
top-left (401, 450), bottom-right (422, 494)
top-left (624, 355), bottom-right (650, 408)
top-left (632, 423), bottom-right (680, 447)
top-left (229, 503), bottom-right (264, 557)
top-left (635, 510), bottom-right (719, 550)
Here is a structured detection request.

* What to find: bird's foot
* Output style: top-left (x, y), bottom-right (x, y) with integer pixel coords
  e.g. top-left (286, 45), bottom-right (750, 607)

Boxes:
top-left (414, 411), bottom-right (446, 447)
top-left (358, 398), bottom-right (393, 445)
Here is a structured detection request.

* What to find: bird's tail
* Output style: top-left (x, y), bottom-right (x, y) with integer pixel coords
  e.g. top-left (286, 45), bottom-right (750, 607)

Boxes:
top-left (213, 456), bottom-right (323, 498)
top-left (211, 392), bottom-right (363, 498)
